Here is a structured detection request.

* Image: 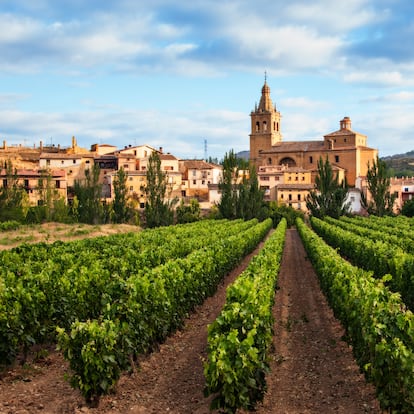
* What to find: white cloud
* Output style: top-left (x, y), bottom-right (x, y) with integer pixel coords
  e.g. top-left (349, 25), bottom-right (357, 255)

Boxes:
top-left (283, 0), bottom-right (381, 32)
top-left (344, 70), bottom-right (406, 86)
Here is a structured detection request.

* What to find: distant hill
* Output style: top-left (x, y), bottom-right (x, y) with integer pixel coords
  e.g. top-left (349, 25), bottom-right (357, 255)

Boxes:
top-left (382, 150), bottom-right (414, 177)
top-left (236, 150), bottom-right (250, 160)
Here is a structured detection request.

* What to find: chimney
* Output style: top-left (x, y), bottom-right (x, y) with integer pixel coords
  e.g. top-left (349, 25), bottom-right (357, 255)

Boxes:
top-left (2, 140), bottom-right (6, 150)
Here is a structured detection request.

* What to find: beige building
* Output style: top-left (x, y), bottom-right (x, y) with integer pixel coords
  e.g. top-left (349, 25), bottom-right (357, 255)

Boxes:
top-left (180, 160), bottom-right (222, 201)
top-left (250, 80), bottom-right (378, 210)
top-left (0, 168), bottom-right (67, 205)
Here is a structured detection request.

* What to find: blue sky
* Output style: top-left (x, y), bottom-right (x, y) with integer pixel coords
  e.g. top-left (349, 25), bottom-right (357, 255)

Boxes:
top-left (1, 0), bottom-right (414, 160)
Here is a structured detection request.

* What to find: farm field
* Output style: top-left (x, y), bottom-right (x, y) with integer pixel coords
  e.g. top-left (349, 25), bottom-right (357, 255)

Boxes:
top-left (0, 220), bottom-right (384, 413)
top-left (0, 222), bottom-right (140, 250)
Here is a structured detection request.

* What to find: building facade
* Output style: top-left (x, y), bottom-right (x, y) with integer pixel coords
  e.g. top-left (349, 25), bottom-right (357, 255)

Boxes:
top-left (250, 80), bottom-right (378, 211)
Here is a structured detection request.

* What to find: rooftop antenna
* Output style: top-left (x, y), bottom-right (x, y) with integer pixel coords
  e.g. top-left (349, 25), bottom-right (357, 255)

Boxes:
top-left (204, 139), bottom-right (208, 161)
top-left (264, 70), bottom-right (267, 83)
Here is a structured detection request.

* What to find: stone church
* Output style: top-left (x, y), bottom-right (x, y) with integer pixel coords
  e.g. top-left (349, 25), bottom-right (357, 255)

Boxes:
top-left (249, 79), bottom-right (378, 210)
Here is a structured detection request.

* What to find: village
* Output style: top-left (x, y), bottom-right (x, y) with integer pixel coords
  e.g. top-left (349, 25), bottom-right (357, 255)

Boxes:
top-left (1, 80), bottom-right (414, 218)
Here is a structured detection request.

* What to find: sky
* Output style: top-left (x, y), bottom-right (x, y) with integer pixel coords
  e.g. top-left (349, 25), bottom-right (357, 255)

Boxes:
top-left (1, 0), bottom-right (414, 161)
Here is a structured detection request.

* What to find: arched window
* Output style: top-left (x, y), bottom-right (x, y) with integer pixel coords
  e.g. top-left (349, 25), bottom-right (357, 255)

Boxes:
top-left (255, 122), bottom-right (260, 132)
top-left (279, 157), bottom-right (296, 167)
top-left (268, 157), bottom-right (272, 165)
top-left (263, 121), bottom-right (267, 131)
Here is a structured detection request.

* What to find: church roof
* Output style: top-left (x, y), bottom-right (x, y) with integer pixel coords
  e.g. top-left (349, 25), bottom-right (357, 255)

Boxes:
top-left (324, 129), bottom-right (366, 138)
top-left (260, 141), bottom-right (325, 154)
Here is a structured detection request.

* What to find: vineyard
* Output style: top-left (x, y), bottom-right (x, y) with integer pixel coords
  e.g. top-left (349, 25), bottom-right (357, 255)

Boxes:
top-left (0, 215), bottom-right (413, 412)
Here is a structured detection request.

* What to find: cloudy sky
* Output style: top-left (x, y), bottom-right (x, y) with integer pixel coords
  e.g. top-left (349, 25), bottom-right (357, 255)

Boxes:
top-left (1, 0), bottom-right (414, 160)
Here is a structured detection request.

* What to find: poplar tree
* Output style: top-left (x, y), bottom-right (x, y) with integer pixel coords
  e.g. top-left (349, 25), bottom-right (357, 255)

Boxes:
top-left (0, 160), bottom-right (29, 222)
top-left (362, 156), bottom-right (396, 216)
top-left (112, 167), bottom-right (131, 223)
top-left (306, 156), bottom-right (350, 218)
top-left (142, 151), bottom-right (176, 228)
top-left (73, 164), bottom-right (103, 224)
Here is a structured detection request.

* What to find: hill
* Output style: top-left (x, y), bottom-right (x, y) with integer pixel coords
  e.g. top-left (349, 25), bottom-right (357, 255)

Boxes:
top-left (382, 150), bottom-right (414, 177)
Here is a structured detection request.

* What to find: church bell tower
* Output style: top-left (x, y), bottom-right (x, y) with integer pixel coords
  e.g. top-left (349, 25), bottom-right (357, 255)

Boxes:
top-left (249, 76), bottom-right (282, 167)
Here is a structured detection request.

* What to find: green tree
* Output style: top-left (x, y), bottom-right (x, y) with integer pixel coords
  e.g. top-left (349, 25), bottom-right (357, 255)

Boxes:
top-left (218, 150), bottom-right (240, 219)
top-left (112, 167), bottom-right (132, 223)
top-left (306, 156), bottom-right (351, 218)
top-left (218, 150), bottom-right (266, 221)
top-left (142, 151), bottom-right (177, 228)
top-left (73, 164), bottom-right (104, 224)
top-left (33, 170), bottom-right (70, 223)
top-left (362, 156), bottom-right (397, 216)
top-left (401, 199), bottom-right (414, 217)
top-left (0, 160), bottom-right (29, 222)
top-left (176, 198), bottom-right (201, 223)
top-left (236, 164), bottom-right (266, 220)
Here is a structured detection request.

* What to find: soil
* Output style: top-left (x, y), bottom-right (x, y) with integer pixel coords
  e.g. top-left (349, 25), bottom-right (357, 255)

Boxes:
top-left (0, 227), bottom-right (384, 414)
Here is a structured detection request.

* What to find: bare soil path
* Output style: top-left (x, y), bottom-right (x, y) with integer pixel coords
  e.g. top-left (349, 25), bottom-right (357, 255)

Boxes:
top-left (0, 227), bottom-right (383, 414)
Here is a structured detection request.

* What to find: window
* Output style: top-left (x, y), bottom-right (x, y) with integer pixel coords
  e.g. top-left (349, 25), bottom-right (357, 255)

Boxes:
top-left (295, 176), bottom-right (298, 181)
top-left (268, 157), bottom-right (272, 165)
top-left (309, 156), bottom-right (313, 164)
top-left (255, 122), bottom-right (260, 132)
top-left (261, 176), bottom-right (270, 181)
top-left (73, 159), bottom-right (76, 164)
top-left (129, 186), bottom-right (133, 191)
top-left (202, 180), bottom-right (205, 185)
top-left (302, 176), bottom-right (305, 181)
top-left (61, 160), bottom-right (64, 165)
top-left (405, 187), bottom-right (409, 192)
top-left (129, 177), bottom-right (133, 181)
top-left (192, 170), bottom-right (196, 176)
top-left (275, 176), bottom-right (279, 181)
top-left (288, 194), bottom-right (292, 201)
top-left (298, 194), bottom-right (301, 201)
top-left (47, 160), bottom-right (50, 166)
top-left (56, 180), bottom-right (60, 189)
top-left (335, 155), bottom-right (339, 163)
top-left (124, 164), bottom-right (129, 169)
top-left (263, 121), bottom-right (267, 131)
top-left (86, 160), bottom-right (90, 164)
top-left (193, 180), bottom-right (196, 185)
top-left (24, 179), bottom-right (29, 188)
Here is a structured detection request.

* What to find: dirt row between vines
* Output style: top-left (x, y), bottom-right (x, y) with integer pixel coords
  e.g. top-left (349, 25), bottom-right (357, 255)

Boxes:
top-left (0, 228), bottom-right (383, 414)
